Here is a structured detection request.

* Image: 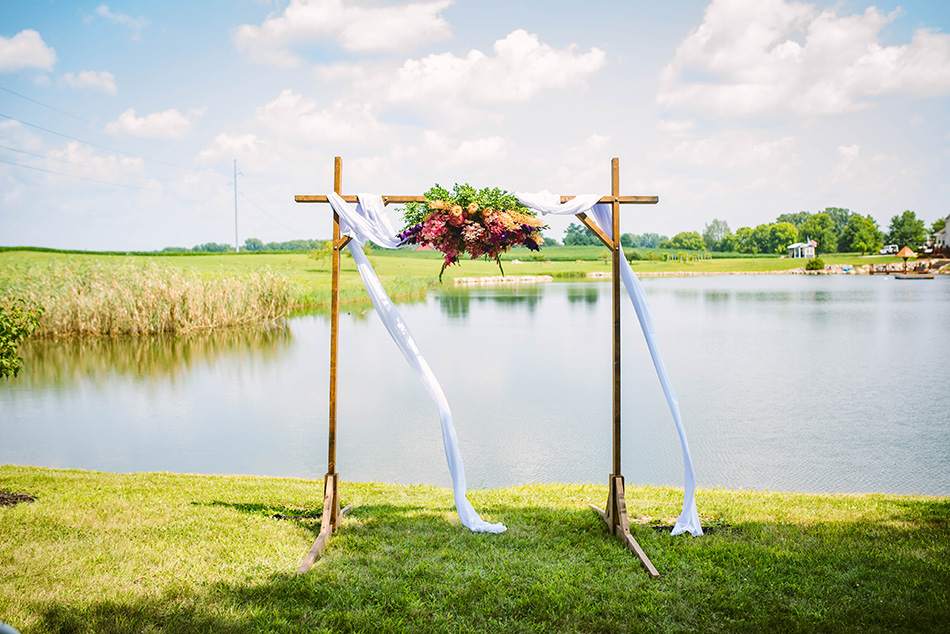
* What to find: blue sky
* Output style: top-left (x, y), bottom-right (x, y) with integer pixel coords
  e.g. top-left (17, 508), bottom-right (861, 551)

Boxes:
top-left (2, 0), bottom-right (949, 250)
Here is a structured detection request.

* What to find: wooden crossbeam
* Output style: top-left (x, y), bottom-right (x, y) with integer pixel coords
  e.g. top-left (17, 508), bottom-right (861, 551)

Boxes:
top-left (294, 156), bottom-right (662, 576)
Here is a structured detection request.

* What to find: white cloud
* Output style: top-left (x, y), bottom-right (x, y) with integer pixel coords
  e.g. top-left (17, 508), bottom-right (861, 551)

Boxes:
top-left (828, 143), bottom-right (899, 185)
top-left (413, 131), bottom-right (512, 166)
top-left (62, 70), bottom-right (118, 95)
top-left (658, 0), bottom-right (950, 117)
top-left (46, 141), bottom-right (146, 183)
top-left (97, 4), bottom-right (149, 39)
top-left (254, 89), bottom-right (384, 143)
top-left (106, 107), bottom-right (206, 139)
top-left (387, 30), bottom-right (606, 108)
top-left (656, 132), bottom-right (797, 170)
top-left (234, 0), bottom-right (453, 66)
top-left (0, 29), bottom-right (57, 73)
top-left (657, 119), bottom-right (694, 137)
top-left (196, 132), bottom-right (286, 173)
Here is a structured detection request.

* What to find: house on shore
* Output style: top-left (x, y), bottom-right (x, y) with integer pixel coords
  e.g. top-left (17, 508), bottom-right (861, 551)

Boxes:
top-left (935, 218), bottom-right (948, 249)
top-left (787, 239), bottom-right (817, 259)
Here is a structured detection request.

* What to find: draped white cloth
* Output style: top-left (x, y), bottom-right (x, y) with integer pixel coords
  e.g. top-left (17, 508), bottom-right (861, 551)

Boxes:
top-left (326, 193), bottom-right (506, 533)
top-left (515, 191), bottom-right (703, 536)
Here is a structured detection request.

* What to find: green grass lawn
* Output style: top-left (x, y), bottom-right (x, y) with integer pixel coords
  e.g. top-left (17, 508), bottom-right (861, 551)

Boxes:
top-left (1, 466), bottom-right (947, 633)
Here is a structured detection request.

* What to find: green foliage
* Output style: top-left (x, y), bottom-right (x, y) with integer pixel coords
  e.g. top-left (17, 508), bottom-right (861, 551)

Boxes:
top-left (887, 210), bottom-right (927, 249)
top-left (805, 257), bottom-right (825, 270)
top-left (0, 297), bottom-right (44, 378)
top-left (734, 226), bottom-right (758, 255)
top-left (703, 218), bottom-right (731, 251)
top-left (800, 213), bottom-right (838, 253)
top-left (401, 183), bottom-right (528, 228)
top-left (822, 207), bottom-right (853, 235)
top-left (563, 222), bottom-right (601, 246)
top-left (670, 230), bottom-right (705, 251)
top-left (620, 232), bottom-right (668, 249)
top-left (931, 217), bottom-right (946, 238)
top-left (839, 214), bottom-right (883, 254)
top-left (769, 222), bottom-right (799, 253)
top-left (775, 211), bottom-right (811, 231)
top-left (190, 242), bottom-right (233, 253)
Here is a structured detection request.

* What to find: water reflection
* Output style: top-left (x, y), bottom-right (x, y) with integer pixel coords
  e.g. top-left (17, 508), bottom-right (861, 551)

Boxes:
top-left (16, 326), bottom-right (292, 387)
top-left (566, 285), bottom-right (600, 306)
top-left (437, 285), bottom-right (546, 319)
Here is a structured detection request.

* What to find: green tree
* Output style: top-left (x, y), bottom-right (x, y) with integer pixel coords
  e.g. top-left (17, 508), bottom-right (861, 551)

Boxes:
top-left (838, 214), bottom-right (883, 254)
top-left (703, 219), bottom-right (731, 251)
top-left (822, 207), bottom-right (853, 236)
top-left (670, 231), bottom-right (705, 251)
top-left (563, 222), bottom-right (600, 246)
top-left (633, 232), bottom-right (667, 248)
top-left (775, 211), bottom-right (811, 231)
top-left (751, 224), bottom-right (772, 254)
top-left (734, 226), bottom-right (757, 254)
top-left (799, 213), bottom-right (837, 254)
top-left (243, 238), bottom-right (264, 251)
top-left (1, 298), bottom-right (44, 379)
top-left (718, 232), bottom-right (738, 252)
top-left (929, 217), bottom-right (946, 240)
top-left (886, 210), bottom-right (926, 249)
top-left (192, 242), bottom-right (232, 253)
top-left (769, 222), bottom-right (799, 254)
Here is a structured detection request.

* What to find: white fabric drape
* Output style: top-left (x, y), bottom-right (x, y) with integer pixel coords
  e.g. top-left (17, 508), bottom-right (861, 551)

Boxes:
top-left (515, 191), bottom-right (703, 536)
top-left (326, 193), bottom-right (506, 533)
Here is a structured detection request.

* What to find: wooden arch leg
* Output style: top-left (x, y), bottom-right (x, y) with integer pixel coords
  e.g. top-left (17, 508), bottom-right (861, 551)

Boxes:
top-left (297, 472), bottom-right (352, 574)
top-left (590, 474), bottom-right (660, 579)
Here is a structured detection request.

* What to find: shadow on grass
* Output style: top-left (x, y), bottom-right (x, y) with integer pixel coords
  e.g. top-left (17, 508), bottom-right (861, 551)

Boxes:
top-left (28, 499), bottom-right (950, 634)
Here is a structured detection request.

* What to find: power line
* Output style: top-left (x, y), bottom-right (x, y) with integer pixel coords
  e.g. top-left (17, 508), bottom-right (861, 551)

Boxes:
top-left (0, 84), bottom-right (194, 156)
top-left (0, 85), bottom-right (101, 127)
top-left (239, 191), bottom-right (301, 234)
top-left (0, 142), bottom-right (179, 185)
top-left (0, 112), bottom-right (194, 171)
top-left (0, 156), bottom-right (166, 192)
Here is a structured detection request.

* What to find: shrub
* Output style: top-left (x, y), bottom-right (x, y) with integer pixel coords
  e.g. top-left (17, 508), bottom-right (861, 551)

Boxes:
top-left (0, 297), bottom-right (44, 378)
top-left (805, 257), bottom-right (825, 271)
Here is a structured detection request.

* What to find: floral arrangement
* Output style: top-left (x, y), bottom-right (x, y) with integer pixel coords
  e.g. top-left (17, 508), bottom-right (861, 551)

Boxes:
top-left (397, 183), bottom-right (547, 280)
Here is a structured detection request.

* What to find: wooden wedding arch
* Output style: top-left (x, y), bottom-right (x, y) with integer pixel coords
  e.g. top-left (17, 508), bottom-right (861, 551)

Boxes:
top-left (295, 157), bottom-right (661, 577)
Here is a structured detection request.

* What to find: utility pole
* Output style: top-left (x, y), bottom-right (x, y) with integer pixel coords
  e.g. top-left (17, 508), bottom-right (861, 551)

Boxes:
top-left (233, 159), bottom-right (239, 252)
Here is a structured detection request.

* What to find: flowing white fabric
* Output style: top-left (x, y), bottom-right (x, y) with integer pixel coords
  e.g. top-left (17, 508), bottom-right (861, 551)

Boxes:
top-left (326, 193), bottom-right (506, 533)
top-left (516, 190), bottom-right (703, 536)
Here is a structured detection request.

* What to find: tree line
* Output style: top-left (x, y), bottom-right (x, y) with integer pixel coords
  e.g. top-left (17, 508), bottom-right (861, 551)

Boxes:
top-left (557, 208), bottom-right (944, 255)
top-left (161, 238), bottom-right (327, 253)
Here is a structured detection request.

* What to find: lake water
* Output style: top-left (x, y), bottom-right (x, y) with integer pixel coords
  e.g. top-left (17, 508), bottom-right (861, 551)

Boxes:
top-left (2, 274), bottom-right (948, 496)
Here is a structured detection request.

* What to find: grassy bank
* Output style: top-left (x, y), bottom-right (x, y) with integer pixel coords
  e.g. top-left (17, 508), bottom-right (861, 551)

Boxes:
top-left (1, 466), bottom-right (947, 633)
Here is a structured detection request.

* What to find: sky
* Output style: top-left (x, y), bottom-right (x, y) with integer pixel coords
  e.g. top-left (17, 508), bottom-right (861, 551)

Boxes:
top-left (1, 0), bottom-right (949, 251)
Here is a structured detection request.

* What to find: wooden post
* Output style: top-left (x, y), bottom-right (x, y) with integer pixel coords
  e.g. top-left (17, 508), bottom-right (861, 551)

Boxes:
top-left (298, 156), bottom-right (346, 574)
top-left (593, 158), bottom-right (661, 579)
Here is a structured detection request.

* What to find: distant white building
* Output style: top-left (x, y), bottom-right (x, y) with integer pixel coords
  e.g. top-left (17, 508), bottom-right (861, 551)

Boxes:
top-left (935, 214), bottom-right (949, 248)
top-left (787, 239), bottom-right (817, 258)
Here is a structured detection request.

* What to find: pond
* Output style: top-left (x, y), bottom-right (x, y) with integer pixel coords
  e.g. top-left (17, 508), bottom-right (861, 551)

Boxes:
top-left (2, 274), bottom-right (949, 496)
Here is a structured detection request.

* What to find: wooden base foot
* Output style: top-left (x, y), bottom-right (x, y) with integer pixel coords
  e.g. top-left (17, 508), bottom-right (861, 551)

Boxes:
top-left (297, 473), bottom-right (350, 574)
top-left (591, 474), bottom-right (660, 579)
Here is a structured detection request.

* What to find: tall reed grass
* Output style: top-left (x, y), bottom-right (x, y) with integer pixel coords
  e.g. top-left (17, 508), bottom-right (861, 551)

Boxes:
top-left (0, 259), bottom-right (296, 337)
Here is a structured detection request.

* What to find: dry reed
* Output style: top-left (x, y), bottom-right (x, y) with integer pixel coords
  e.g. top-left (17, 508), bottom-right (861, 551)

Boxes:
top-left (0, 259), bottom-right (296, 337)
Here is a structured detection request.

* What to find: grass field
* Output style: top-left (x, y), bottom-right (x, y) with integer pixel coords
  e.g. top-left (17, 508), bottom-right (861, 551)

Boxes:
top-left (0, 247), bottom-right (915, 308)
top-left (1, 466), bottom-right (947, 633)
